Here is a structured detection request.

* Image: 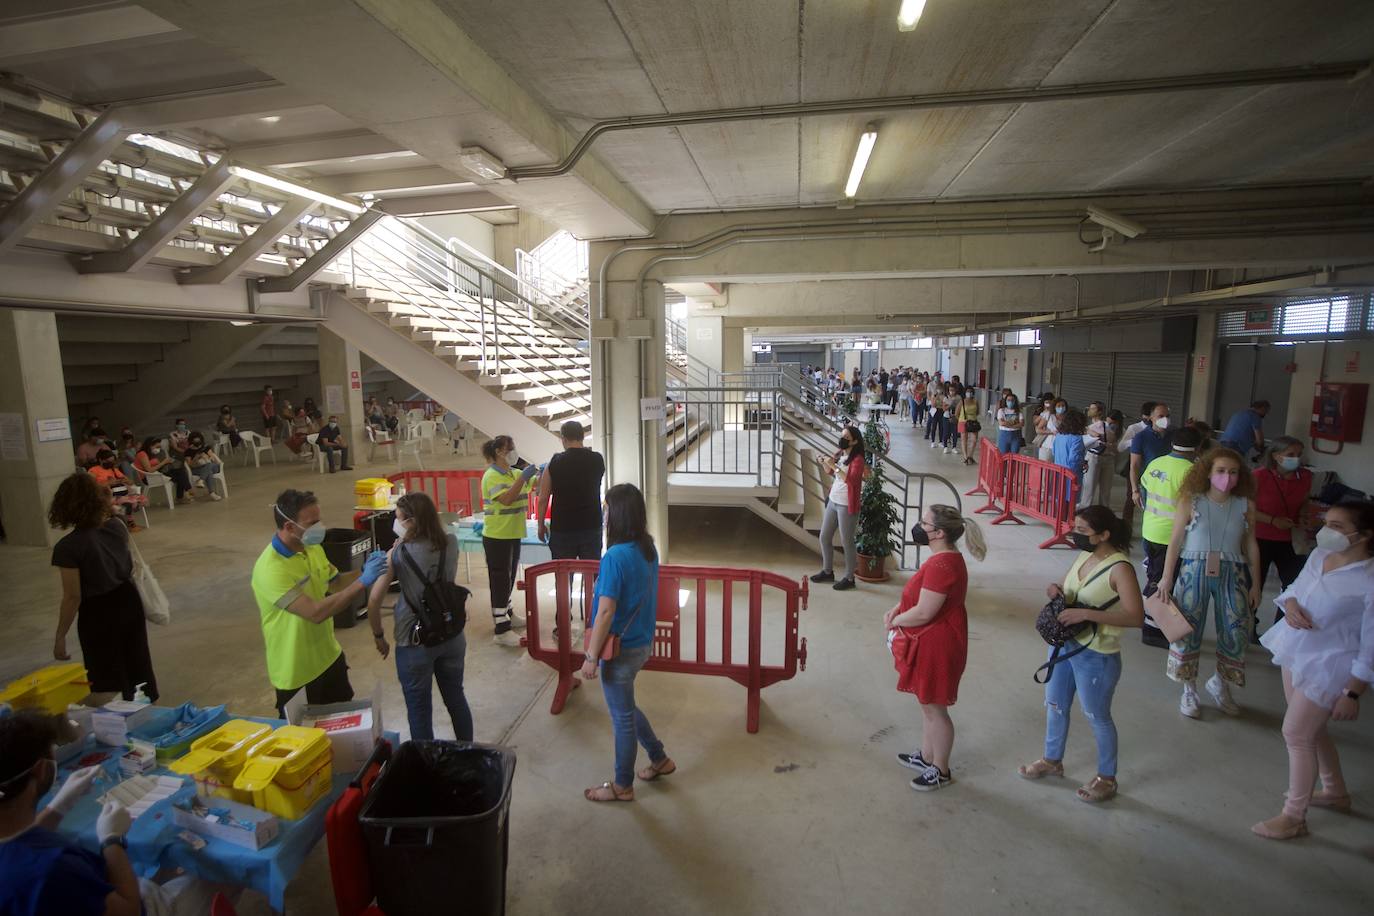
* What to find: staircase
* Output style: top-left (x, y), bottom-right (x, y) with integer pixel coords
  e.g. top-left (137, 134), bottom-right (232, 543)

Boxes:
top-left (325, 217), bottom-right (592, 443)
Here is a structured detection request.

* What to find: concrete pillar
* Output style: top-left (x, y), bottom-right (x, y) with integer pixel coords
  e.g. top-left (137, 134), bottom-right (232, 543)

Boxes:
top-left (317, 326), bottom-right (366, 466)
top-left (686, 314), bottom-right (724, 374)
top-left (721, 325), bottom-right (745, 374)
top-left (0, 310), bottom-right (75, 547)
top-left (741, 330), bottom-right (754, 368)
top-left (1186, 312), bottom-right (1220, 423)
top-left (590, 245), bottom-right (668, 556)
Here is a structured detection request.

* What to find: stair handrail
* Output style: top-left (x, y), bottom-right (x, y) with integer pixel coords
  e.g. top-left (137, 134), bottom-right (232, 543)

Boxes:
top-left (516, 246), bottom-right (591, 310)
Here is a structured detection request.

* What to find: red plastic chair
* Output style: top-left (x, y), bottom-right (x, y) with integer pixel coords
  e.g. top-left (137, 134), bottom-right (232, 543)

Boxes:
top-left (326, 739), bottom-right (391, 916)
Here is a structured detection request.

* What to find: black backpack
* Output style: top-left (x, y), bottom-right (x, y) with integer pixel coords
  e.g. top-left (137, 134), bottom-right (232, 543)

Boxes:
top-left (1033, 560), bottom-right (1124, 684)
top-left (396, 540), bottom-right (469, 647)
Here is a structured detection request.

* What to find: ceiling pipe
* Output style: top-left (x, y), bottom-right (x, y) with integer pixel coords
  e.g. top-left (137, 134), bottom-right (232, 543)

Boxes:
top-left (510, 60), bottom-right (1370, 181)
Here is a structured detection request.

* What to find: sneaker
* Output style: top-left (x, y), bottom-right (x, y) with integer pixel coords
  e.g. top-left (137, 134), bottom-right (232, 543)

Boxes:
top-left (509, 609), bottom-right (527, 630)
top-left (930, 441), bottom-right (938, 449)
top-left (810, 570), bottom-right (835, 583)
top-left (833, 577), bottom-right (856, 591)
top-left (493, 628), bottom-right (523, 648)
top-left (208, 492), bottom-right (222, 501)
top-left (340, 466), bottom-right (354, 471)
top-left (1179, 683), bottom-right (1201, 719)
top-left (910, 765), bottom-right (953, 792)
top-left (1205, 674), bottom-right (1240, 716)
top-left (896, 751), bottom-right (930, 771)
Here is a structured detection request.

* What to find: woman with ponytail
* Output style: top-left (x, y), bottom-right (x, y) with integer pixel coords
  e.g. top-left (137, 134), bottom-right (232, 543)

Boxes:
top-left (884, 505), bottom-right (986, 791)
top-left (1019, 506), bottom-right (1144, 803)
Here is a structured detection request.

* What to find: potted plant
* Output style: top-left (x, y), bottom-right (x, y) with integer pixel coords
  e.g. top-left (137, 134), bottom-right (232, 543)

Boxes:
top-left (855, 416), bottom-right (900, 581)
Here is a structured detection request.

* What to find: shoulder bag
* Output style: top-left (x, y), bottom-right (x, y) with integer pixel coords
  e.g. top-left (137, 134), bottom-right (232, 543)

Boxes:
top-left (397, 540), bottom-right (469, 647)
top-left (1032, 560), bottom-right (1124, 684)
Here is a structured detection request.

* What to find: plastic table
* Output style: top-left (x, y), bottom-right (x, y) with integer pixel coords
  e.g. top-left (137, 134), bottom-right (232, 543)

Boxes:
top-left (44, 710), bottom-right (399, 913)
top-left (449, 518), bottom-right (551, 580)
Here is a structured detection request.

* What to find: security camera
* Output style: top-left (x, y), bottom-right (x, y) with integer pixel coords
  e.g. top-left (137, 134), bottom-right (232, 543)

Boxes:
top-left (1085, 206), bottom-right (1146, 240)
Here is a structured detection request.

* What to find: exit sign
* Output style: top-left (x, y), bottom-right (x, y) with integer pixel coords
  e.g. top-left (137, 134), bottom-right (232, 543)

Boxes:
top-left (1243, 308), bottom-right (1274, 331)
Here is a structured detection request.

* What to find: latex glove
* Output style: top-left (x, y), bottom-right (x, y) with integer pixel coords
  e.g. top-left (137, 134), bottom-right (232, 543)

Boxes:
top-left (97, 800), bottom-right (132, 843)
top-left (520, 462), bottom-right (539, 481)
top-left (47, 765), bottom-right (99, 816)
top-left (360, 551), bottom-right (388, 588)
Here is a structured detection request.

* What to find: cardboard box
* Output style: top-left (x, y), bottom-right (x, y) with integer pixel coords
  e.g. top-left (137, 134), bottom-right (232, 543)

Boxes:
top-left (285, 692), bottom-right (381, 777)
top-left (92, 700), bottom-right (157, 746)
top-left (173, 796), bottom-right (280, 850)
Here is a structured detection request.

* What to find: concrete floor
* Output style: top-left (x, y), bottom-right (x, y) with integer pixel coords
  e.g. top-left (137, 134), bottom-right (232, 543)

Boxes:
top-left (3, 426), bottom-right (1371, 914)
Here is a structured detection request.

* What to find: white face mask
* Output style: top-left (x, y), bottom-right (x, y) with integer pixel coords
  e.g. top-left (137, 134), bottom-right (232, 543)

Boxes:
top-left (1154, 416), bottom-right (1170, 430)
top-left (392, 517), bottom-right (410, 540)
top-left (1314, 525), bottom-right (1353, 553)
top-left (505, 449), bottom-right (518, 466)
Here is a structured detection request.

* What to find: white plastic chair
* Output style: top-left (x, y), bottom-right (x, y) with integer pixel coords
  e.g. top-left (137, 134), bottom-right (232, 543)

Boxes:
top-left (413, 420), bottom-right (439, 454)
top-left (239, 431), bottom-right (277, 467)
top-left (209, 465), bottom-right (229, 499)
top-left (366, 425), bottom-right (396, 462)
top-left (398, 435), bottom-right (424, 469)
top-left (305, 433), bottom-right (327, 474)
top-left (143, 471), bottom-right (174, 511)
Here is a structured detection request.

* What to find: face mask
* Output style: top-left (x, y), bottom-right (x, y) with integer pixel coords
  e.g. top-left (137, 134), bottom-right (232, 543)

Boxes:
top-left (1315, 525), bottom-right (1353, 552)
top-left (839, 437), bottom-right (850, 450)
top-left (298, 522), bottom-right (327, 547)
top-left (393, 517), bottom-right (410, 540)
top-left (505, 449), bottom-right (519, 466)
top-left (1055, 406), bottom-right (1066, 415)
top-left (1070, 532), bottom-right (1096, 552)
top-left (177, 424), bottom-right (188, 432)
top-left (101, 460), bottom-right (115, 469)
top-left (327, 421), bottom-right (338, 430)
top-left (1210, 473), bottom-right (1236, 493)
top-left (1278, 456), bottom-right (1301, 472)
top-left (152, 448), bottom-right (162, 456)
top-left (1154, 416), bottom-right (1170, 430)
top-left (911, 524), bottom-right (932, 546)
top-left (1005, 399), bottom-right (1015, 407)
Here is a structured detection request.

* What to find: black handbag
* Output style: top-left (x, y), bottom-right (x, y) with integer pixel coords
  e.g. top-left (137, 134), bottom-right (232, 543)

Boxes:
top-left (1033, 560), bottom-right (1124, 684)
top-left (396, 540), bottom-right (469, 647)
top-left (966, 419), bottom-right (982, 433)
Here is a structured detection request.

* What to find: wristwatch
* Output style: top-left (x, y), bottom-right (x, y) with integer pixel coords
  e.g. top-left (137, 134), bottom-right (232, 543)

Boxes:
top-left (100, 835), bottom-right (128, 852)
top-left (1343, 689), bottom-right (1361, 702)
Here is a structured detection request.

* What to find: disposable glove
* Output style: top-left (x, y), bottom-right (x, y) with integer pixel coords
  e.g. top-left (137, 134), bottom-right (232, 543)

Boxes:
top-left (360, 551), bottom-right (389, 588)
top-left (46, 765), bottom-right (99, 816)
top-left (97, 800), bottom-right (132, 843)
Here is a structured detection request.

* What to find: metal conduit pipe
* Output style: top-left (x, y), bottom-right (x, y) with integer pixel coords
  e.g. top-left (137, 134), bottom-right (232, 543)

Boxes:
top-left (510, 60), bottom-right (1371, 180)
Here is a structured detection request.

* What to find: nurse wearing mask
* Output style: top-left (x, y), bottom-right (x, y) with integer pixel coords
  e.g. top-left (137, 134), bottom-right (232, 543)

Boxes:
top-left (251, 488), bottom-right (388, 717)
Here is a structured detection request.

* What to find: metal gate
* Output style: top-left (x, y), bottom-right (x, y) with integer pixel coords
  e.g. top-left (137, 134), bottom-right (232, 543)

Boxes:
top-left (1214, 344), bottom-right (1293, 431)
top-left (1058, 352), bottom-right (1189, 417)
top-left (1059, 352), bottom-right (1112, 409)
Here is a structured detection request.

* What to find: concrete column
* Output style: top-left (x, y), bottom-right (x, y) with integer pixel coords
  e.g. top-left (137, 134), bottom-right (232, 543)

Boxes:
top-left (317, 326), bottom-right (366, 466)
top-left (741, 330), bottom-right (754, 368)
top-left (686, 315), bottom-right (724, 374)
top-left (1186, 312), bottom-right (1220, 423)
top-left (590, 246), bottom-right (668, 556)
top-left (0, 310), bottom-right (75, 546)
top-left (721, 325), bottom-right (745, 374)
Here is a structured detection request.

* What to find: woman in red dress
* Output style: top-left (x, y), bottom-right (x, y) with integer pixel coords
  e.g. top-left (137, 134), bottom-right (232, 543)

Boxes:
top-left (884, 504), bottom-right (988, 791)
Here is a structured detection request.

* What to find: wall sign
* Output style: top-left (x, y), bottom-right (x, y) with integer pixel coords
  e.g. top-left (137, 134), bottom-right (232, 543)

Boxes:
top-left (35, 417), bottom-right (70, 442)
top-left (640, 397), bottom-right (665, 421)
top-left (1346, 351), bottom-right (1360, 374)
top-left (349, 369), bottom-right (362, 391)
top-left (1243, 308), bottom-right (1274, 331)
top-left (325, 384), bottom-right (345, 414)
top-left (1195, 355), bottom-right (1208, 374)
top-left (0, 413), bottom-right (25, 461)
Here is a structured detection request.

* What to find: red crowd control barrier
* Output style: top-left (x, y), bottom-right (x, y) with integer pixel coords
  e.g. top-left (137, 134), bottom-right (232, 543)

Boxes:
top-left (964, 436), bottom-right (1006, 514)
top-left (991, 453), bottom-right (1080, 549)
top-left (517, 560), bottom-right (809, 733)
top-left (386, 470), bottom-right (541, 519)
top-left (397, 399), bottom-right (442, 416)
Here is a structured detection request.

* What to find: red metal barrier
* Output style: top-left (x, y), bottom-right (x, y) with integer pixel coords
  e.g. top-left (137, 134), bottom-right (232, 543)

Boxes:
top-left (397, 399), bottom-right (442, 416)
top-left (386, 470), bottom-right (540, 519)
top-left (991, 453), bottom-right (1080, 549)
top-left (517, 560), bottom-right (809, 733)
top-left (964, 436), bottom-right (1005, 514)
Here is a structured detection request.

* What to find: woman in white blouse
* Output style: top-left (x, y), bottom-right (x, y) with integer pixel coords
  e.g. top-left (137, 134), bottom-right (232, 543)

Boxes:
top-left (1253, 500), bottom-right (1373, 840)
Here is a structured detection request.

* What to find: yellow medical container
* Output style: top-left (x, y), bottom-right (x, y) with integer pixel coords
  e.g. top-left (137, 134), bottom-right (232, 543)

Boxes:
top-left (0, 664), bottom-right (89, 715)
top-left (169, 720), bottom-right (274, 803)
top-left (234, 725), bottom-right (333, 820)
top-left (353, 477), bottom-right (393, 509)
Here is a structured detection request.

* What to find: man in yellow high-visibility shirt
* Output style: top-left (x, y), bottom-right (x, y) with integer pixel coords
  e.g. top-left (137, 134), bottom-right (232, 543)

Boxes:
top-left (251, 489), bottom-right (387, 716)
top-left (1138, 427), bottom-right (1201, 648)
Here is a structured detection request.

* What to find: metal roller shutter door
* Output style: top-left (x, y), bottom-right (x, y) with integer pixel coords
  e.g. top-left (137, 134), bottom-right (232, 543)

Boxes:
top-left (1059, 352), bottom-right (1112, 409)
top-left (1111, 352), bottom-right (1188, 418)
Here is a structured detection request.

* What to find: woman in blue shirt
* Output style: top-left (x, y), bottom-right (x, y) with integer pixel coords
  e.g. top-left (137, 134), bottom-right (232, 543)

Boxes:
top-left (580, 483), bottom-right (674, 801)
top-left (1053, 409), bottom-right (1088, 505)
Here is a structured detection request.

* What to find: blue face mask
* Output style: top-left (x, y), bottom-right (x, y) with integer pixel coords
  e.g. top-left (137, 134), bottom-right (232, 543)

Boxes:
top-left (1055, 406), bottom-right (1066, 415)
top-left (1278, 455), bottom-right (1302, 472)
top-left (299, 522), bottom-right (327, 546)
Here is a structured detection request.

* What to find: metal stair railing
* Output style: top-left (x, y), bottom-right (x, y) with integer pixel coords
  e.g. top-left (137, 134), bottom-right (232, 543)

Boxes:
top-left (516, 245), bottom-right (592, 329)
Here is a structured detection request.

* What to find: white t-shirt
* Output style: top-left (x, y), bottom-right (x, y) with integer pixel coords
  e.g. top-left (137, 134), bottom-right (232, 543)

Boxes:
top-left (1119, 419), bottom-right (1148, 453)
top-left (828, 462), bottom-right (850, 505)
top-left (997, 407), bottom-right (1020, 430)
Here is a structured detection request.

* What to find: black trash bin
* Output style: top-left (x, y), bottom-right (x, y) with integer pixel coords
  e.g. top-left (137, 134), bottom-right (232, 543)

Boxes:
top-left (320, 527), bottom-right (373, 627)
top-left (359, 740), bottom-right (516, 916)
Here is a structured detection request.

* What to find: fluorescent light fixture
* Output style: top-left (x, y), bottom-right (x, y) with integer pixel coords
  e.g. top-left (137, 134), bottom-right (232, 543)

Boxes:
top-left (897, 0), bottom-right (927, 31)
top-left (258, 115), bottom-right (282, 124)
top-left (226, 165), bottom-right (366, 214)
top-left (458, 145), bottom-right (507, 181)
top-left (844, 124), bottom-right (879, 198)
top-left (229, 320), bottom-right (253, 326)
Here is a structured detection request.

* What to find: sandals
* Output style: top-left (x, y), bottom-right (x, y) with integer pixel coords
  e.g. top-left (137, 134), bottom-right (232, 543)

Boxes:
top-left (583, 782), bottom-right (634, 803)
top-left (637, 757), bottom-right (677, 782)
top-left (1076, 776), bottom-right (1118, 804)
top-left (1309, 790), bottom-right (1352, 811)
top-left (1251, 814), bottom-right (1308, 840)
top-left (1018, 758), bottom-right (1064, 780)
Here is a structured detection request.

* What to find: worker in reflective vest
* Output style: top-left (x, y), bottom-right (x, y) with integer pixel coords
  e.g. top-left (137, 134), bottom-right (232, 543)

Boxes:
top-left (1138, 427), bottom-right (1203, 648)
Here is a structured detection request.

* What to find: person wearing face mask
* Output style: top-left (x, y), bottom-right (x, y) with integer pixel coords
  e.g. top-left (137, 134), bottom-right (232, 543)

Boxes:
top-left (75, 429), bottom-right (110, 469)
top-left (884, 506), bottom-right (988, 792)
top-left (481, 436), bottom-right (539, 646)
top-left (1251, 500), bottom-right (1373, 840)
top-left (996, 394), bottom-right (1023, 455)
top-left (314, 416), bottom-right (353, 473)
top-left (1020, 506), bottom-right (1143, 803)
top-left (167, 418), bottom-right (191, 459)
top-left (133, 435), bottom-right (192, 503)
top-left (1032, 394), bottom-right (1056, 460)
top-left (252, 489), bottom-right (388, 718)
top-left (1158, 448), bottom-right (1261, 719)
top-left (182, 431), bottom-right (223, 500)
top-left (1252, 437), bottom-right (1313, 612)
top-left (1129, 403), bottom-right (1173, 512)
top-left (216, 404), bottom-right (243, 450)
top-left (812, 426), bottom-right (867, 591)
top-left (366, 493), bottom-right (472, 741)
top-left (1137, 427), bottom-right (1202, 647)
top-left (1117, 401), bottom-right (1157, 528)
top-left (261, 384), bottom-right (278, 444)
top-left (957, 388), bottom-right (981, 465)
top-left (48, 472), bottom-right (159, 702)
top-left (88, 449), bottom-right (147, 530)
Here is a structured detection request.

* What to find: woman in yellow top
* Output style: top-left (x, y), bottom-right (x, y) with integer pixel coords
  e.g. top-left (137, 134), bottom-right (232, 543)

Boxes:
top-left (957, 388), bottom-right (981, 465)
top-left (1019, 505), bottom-right (1144, 803)
top-left (481, 436), bottom-right (539, 647)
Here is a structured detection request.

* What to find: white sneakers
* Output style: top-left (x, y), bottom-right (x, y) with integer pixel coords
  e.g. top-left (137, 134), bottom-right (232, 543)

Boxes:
top-left (1206, 674), bottom-right (1241, 716)
top-left (1179, 683), bottom-right (1201, 719)
top-left (492, 629), bottom-right (523, 648)
top-left (508, 607), bottom-right (527, 629)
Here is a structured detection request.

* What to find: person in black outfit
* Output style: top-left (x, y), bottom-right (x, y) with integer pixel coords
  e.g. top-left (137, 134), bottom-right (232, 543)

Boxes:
top-left (47, 472), bottom-right (158, 702)
top-left (314, 415), bottom-right (354, 473)
top-left (537, 420), bottom-right (606, 560)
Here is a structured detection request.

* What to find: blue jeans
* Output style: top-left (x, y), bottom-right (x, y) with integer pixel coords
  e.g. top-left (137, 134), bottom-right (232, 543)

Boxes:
top-left (395, 634), bottom-right (473, 741)
top-left (1043, 646), bottom-right (1122, 777)
top-left (600, 644), bottom-right (665, 787)
top-left (997, 428), bottom-right (1019, 454)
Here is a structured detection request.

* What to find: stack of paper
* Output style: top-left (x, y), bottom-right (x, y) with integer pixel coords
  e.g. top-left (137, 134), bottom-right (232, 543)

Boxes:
top-left (92, 700), bottom-right (155, 746)
top-left (101, 774), bottom-right (185, 819)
